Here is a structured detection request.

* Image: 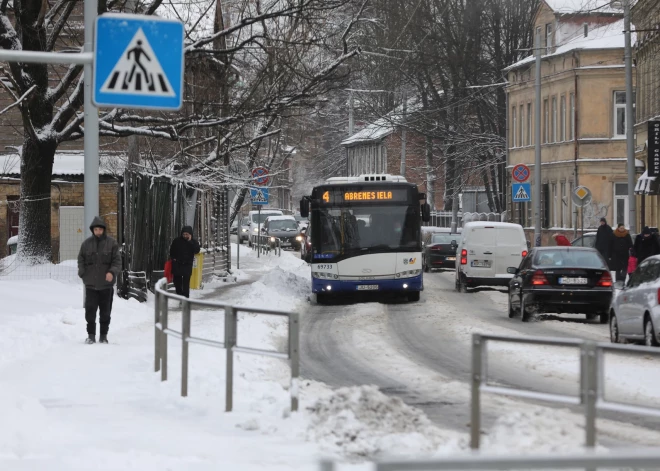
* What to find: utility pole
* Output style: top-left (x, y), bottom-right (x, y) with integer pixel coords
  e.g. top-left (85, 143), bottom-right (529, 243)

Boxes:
top-left (534, 32), bottom-right (542, 247)
top-left (624, 0), bottom-right (636, 231)
top-left (347, 91), bottom-right (354, 177)
top-left (400, 92), bottom-right (407, 177)
top-left (83, 0), bottom-right (100, 229)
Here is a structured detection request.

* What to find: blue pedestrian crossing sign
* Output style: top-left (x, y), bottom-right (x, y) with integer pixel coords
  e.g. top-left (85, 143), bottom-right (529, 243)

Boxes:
top-left (94, 14), bottom-right (184, 110)
top-left (512, 183), bottom-right (531, 202)
top-left (250, 187), bottom-right (269, 205)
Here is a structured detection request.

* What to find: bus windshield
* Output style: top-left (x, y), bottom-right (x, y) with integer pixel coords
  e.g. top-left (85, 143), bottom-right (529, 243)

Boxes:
top-left (313, 205), bottom-right (420, 258)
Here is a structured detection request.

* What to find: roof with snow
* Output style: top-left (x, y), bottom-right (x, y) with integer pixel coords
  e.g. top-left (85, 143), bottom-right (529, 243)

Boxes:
top-left (505, 18), bottom-right (629, 71)
top-left (544, 0), bottom-right (625, 15)
top-left (0, 152), bottom-right (126, 178)
top-left (340, 98), bottom-right (421, 147)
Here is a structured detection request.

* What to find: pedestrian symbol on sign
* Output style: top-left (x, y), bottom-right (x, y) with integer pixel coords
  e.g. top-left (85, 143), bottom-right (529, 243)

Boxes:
top-left (100, 28), bottom-right (174, 96)
top-left (512, 183), bottom-right (531, 202)
top-left (253, 189), bottom-right (266, 202)
top-left (515, 186), bottom-right (529, 199)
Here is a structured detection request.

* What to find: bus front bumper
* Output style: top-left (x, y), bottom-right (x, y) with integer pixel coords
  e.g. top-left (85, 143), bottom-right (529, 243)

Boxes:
top-left (312, 274), bottom-right (423, 294)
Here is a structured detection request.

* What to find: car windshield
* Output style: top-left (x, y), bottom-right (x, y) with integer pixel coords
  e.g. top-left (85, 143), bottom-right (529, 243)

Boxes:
top-left (313, 205), bottom-right (420, 257)
top-left (251, 213), bottom-right (281, 224)
top-left (295, 216), bottom-right (307, 222)
top-left (269, 220), bottom-right (298, 231)
top-left (534, 249), bottom-right (606, 269)
top-left (431, 234), bottom-right (457, 244)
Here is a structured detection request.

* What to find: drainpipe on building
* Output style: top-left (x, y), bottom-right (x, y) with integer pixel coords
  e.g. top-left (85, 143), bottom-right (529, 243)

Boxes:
top-left (573, 51), bottom-right (580, 239)
top-left (51, 183), bottom-right (62, 263)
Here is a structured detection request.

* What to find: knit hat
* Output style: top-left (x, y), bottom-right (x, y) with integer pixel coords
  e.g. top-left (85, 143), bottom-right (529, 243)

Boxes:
top-left (643, 226), bottom-right (651, 235)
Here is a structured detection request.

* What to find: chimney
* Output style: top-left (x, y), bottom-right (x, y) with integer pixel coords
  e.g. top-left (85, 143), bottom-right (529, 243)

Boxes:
top-left (584, 23), bottom-right (588, 37)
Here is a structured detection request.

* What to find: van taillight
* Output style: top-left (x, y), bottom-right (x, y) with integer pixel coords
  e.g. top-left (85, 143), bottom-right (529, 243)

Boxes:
top-left (531, 270), bottom-right (549, 285)
top-left (522, 250), bottom-right (528, 257)
top-left (461, 249), bottom-right (467, 265)
top-left (657, 288), bottom-right (660, 305)
top-left (597, 271), bottom-right (612, 287)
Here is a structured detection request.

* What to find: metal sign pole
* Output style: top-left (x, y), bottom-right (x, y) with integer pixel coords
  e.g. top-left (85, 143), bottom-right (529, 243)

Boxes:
top-left (83, 0), bottom-right (100, 229)
top-left (236, 212), bottom-right (241, 269)
top-left (257, 206), bottom-right (261, 258)
top-left (533, 32), bottom-right (542, 247)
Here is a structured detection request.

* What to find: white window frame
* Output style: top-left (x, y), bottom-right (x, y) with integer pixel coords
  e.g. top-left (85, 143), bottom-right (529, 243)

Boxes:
top-left (551, 96), bottom-right (557, 143)
top-left (613, 182), bottom-right (629, 227)
top-left (614, 91), bottom-right (627, 138)
top-left (569, 92), bottom-right (575, 140)
top-left (543, 98), bottom-right (549, 144)
top-left (552, 183), bottom-right (558, 228)
top-left (526, 102), bottom-right (532, 146)
top-left (519, 104), bottom-right (524, 147)
top-left (512, 106), bottom-right (517, 147)
top-left (546, 23), bottom-right (553, 54)
top-left (560, 182), bottom-right (566, 228)
top-left (560, 95), bottom-right (566, 142)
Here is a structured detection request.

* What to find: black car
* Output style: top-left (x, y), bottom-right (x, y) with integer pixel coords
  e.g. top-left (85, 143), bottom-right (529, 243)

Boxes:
top-left (507, 247), bottom-right (613, 323)
top-left (422, 232), bottom-right (459, 272)
top-left (262, 217), bottom-right (304, 250)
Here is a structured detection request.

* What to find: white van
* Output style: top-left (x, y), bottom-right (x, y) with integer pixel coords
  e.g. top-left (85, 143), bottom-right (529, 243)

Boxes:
top-left (247, 209), bottom-right (283, 246)
top-left (455, 222), bottom-right (528, 292)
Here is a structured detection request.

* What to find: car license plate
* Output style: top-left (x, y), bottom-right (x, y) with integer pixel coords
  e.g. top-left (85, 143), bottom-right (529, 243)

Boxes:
top-left (559, 277), bottom-right (588, 285)
top-left (446, 257), bottom-right (456, 261)
top-left (471, 260), bottom-right (491, 268)
top-left (357, 285), bottom-right (379, 291)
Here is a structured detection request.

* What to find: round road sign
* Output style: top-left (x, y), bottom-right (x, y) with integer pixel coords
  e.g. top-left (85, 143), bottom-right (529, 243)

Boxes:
top-left (571, 186), bottom-right (592, 207)
top-left (512, 164), bottom-right (530, 183)
top-left (251, 167), bottom-right (270, 186)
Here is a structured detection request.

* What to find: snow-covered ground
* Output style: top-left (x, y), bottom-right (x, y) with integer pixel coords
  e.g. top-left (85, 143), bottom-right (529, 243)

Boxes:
top-left (1, 245), bottom-right (660, 470)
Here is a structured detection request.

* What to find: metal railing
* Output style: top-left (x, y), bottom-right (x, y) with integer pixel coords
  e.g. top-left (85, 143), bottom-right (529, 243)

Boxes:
top-left (471, 333), bottom-right (660, 449)
top-left (251, 234), bottom-right (282, 256)
top-left (320, 449), bottom-right (660, 471)
top-left (153, 278), bottom-right (299, 411)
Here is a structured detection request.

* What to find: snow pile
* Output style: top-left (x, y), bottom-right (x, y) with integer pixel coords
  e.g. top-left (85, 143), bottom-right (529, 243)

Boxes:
top-left (306, 385), bottom-right (464, 460)
top-left (0, 256), bottom-right (77, 281)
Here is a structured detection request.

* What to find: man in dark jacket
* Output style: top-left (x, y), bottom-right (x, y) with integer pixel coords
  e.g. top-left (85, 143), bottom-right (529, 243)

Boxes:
top-left (610, 223), bottom-right (633, 282)
top-left (594, 217), bottom-right (613, 265)
top-left (634, 226), bottom-right (660, 264)
top-left (169, 225), bottom-right (200, 298)
top-left (77, 216), bottom-right (122, 344)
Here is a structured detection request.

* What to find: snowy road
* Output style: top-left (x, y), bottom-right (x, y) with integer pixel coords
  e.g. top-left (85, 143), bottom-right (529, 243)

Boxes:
top-left (300, 269), bottom-right (660, 446)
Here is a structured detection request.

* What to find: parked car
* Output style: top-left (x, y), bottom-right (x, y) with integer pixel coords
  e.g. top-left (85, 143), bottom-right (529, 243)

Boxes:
top-left (230, 217), bottom-right (250, 243)
top-left (422, 230), bottom-right (460, 272)
top-left (609, 255), bottom-right (660, 346)
top-left (300, 225), bottom-right (312, 262)
top-left (262, 215), bottom-right (304, 250)
top-left (455, 222), bottom-right (528, 292)
top-left (507, 247), bottom-right (613, 323)
top-left (294, 214), bottom-right (309, 231)
top-left (247, 209), bottom-right (284, 246)
top-left (571, 232), bottom-right (597, 248)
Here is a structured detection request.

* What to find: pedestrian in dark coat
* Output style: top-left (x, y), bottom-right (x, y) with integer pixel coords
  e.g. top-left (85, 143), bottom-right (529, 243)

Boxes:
top-left (610, 223), bottom-right (633, 282)
top-left (169, 225), bottom-right (200, 298)
top-left (594, 217), bottom-right (613, 266)
top-left (77, 216), bottom-right (122, 344)
top-left (634, 226), bottom-right (660, 264)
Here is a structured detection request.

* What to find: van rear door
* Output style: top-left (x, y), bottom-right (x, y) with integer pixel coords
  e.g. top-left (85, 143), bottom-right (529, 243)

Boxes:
top-left (466, 227), bottom-right (498, 278)
top-left (494, 226), bottom-right (525, 277)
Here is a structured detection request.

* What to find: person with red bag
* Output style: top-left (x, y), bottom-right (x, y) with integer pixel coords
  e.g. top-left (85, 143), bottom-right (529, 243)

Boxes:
top-left (610, 223), bottom-right (633, 282)
top-left (164, 259), bottom-right (173, 283)
top-left (551, 233), bottom-right (571, 246)
top-left (627, 248), bottom-right (637, 276)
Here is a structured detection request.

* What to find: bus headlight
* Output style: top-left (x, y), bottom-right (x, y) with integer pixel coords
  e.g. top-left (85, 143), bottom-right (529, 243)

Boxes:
top-left (403, 283), bottom-right (409, 289)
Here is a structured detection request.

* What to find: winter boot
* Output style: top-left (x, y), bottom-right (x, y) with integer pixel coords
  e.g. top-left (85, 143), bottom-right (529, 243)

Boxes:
top-left (85, 335), bottom-right (96, 344)
top-left (99, 335), bottom-right (108, 344)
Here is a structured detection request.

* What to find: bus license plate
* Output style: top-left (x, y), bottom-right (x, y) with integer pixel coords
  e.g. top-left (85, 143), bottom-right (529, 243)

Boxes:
top-left (471, 260), bottom-right (491, 268)
top-left (357, 285), bottom-right (379, 291)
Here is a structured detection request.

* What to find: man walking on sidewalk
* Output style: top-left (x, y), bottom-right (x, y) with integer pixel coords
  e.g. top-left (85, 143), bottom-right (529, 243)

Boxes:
top-left (77, 216), bottom-right (122, 344)
top-left (169, 225), bottom-right (200, 299)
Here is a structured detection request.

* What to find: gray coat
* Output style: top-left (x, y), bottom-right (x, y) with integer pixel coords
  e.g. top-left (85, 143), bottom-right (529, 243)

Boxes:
top-left (77, 216), bottom-right (122, 290)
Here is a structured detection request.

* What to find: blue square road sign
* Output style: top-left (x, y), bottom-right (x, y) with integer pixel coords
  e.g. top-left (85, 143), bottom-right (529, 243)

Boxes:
top-left (512, 183), bottom-right (531, 202)
top-left (250, 187), bottom-right (269, 205)
top-left (94, 14), bottom-right (184, 110)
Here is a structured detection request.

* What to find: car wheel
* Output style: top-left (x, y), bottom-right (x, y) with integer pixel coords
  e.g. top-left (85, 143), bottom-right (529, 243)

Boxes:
top-left (424, 262), bottom-right (430, 273)
top-left (644, 316), bottom-right (659, 347)
top-left (599, 311), bottom-right (609, 324)
top-left (408, 291), bottom-right (421, 302)
top-left (520, 297), bottom-right (530, 322)
top-left (585, 312), bottom-right (598, 321)
top-left (610, 313), bottom-right (624, 344)
top-left (508, 294), bottom-right (516, 318)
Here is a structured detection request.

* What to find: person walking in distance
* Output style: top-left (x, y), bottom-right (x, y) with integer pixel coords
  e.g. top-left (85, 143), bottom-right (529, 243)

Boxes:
top-left (594, 217), bottom-right (613, 266)
top-left (169, 226), bottom-right (200, 298)
top-left (634, 226), bottom-right (660, 264)
top-left (77, 217), bottom-right (121, 344)
top-left (610, 223), bottom-right (633, 282)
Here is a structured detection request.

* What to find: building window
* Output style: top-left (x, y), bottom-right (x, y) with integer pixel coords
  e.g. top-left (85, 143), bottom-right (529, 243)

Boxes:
top-left (512, 106), bottom-right (517, 147)
top-left (569, 92), bottom-right (575, 140)
top-left (526, 102), bottom-right (532, 146)
top-left (560, 96), bottom-right (566, 141)
top-left (552, 183), bottom-right (558, 228)
top-left (560, 182), bottom-right (566, 228)
top-left (520, 104), bottom-right (524, 146)
top-left (613, 91), bottom-right (635, 137)
top-left (542, 183), bottom-right (550, 228)
top-left (546, 23), bottom-right (553, 54)
top-left (543, 99), bottom-right (549, 143)
top-left (551, 96), bottom-right (557, 143)
top-left (614, 182), bottom-right (629, 227)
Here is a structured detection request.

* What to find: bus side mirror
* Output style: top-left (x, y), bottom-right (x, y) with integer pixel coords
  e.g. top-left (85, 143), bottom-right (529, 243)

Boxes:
top-left (300, 198), bottom-right (309, 218)
top-left (421, 203), bottom-right (431, 222)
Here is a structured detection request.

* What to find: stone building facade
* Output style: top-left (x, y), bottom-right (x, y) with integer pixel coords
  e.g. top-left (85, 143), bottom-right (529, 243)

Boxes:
top-left (505, 0), bottom-right (633, 244)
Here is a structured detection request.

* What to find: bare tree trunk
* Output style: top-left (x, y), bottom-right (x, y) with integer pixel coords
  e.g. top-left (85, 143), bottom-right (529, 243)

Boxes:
top-left (425, 135), bottom-right (434, 209)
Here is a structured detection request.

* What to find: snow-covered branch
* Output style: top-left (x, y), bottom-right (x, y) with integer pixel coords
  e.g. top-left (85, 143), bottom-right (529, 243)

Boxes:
top-left (0, 84), bottom-right (36, 116)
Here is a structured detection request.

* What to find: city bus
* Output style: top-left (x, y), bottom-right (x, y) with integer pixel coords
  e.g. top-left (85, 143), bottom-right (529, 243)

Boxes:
top-left (300, 174), bottom-right (431, 303)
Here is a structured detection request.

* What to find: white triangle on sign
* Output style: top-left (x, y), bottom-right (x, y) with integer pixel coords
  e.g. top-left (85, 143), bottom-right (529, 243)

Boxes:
top-left (100, 28), bottom-right (175, 97)
top-left (515, 185), bottom-right (529, 199)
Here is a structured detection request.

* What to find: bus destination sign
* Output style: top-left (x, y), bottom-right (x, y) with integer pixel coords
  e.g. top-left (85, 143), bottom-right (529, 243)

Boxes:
top-left (319, 188), bottom-right (409, 204)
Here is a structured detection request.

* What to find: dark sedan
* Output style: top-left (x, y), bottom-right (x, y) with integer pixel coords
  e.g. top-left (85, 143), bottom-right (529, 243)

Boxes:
top-left (262, 217), bottom-right (304, 250)
top-left (507, 247), bottom-right (613, 323)
top-left (423, 232), bottom-right (459, 272)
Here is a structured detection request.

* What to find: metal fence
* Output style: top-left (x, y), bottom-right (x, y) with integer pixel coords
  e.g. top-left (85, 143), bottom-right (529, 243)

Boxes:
top-left (470, 333), bottom-right (660, 450)
top-left (251, 234), bottom-right (282, 257)
top-left (153, 278), bottom-right (299, 411)
top-left (320, 449), bottom-right (660, 471)
top-left (423, 211), bottom-right (505, 228)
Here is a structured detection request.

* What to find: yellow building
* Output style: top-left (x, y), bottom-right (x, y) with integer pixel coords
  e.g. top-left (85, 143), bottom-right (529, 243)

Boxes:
top-left (632, 0), bottom-right (660, 229)
top-left (505, 0), bottom-right (635, 244)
